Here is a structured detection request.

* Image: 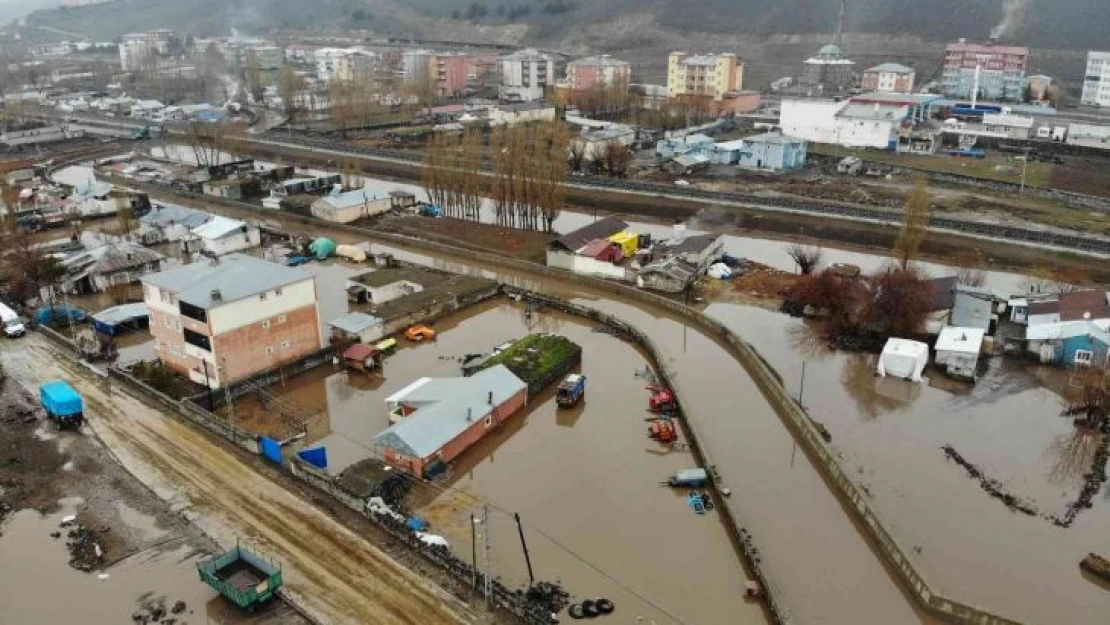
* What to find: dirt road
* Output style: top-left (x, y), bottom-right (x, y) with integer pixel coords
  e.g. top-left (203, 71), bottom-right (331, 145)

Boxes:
top-left (2, 334), bottom-right (470, 625)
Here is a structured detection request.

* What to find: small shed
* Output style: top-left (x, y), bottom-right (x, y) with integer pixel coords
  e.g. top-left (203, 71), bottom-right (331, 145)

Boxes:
top-left (607, 232), bottom-right (640, 257)
top-left (950, 291), bottom-right (993, 331)
top-left (876, 338), bottom-right (929, 382)
top-left (343, 343), bottom-right (383, 373)
top-left (934, 326), bottom-right (985, 381)
top-left (329, 312), bottom-right (385, 344)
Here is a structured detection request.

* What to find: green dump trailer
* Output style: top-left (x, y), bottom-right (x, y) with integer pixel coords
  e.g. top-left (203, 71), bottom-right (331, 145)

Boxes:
top-left (197, 544), bottom-right (282, 611)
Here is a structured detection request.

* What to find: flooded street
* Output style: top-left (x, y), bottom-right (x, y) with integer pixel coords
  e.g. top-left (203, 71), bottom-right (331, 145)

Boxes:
top-left (231, 298), bottom-right (764, 625)
top-left (707, 302), bottom-right (1110, 624)
top-left (1, 506), bottom-right (232, 625)
top-left (1, 334), bottom-right (470, 625)
top-left (48, 153), bottom-right (1069, 623)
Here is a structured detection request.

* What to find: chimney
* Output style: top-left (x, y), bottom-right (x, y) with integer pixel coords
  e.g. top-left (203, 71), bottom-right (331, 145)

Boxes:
top-left (467, 407), bottom-right (472, 421)
top-left (210, 289), bottom-right (222, 302)
top-left (488, 391), bottom-right (493, 405)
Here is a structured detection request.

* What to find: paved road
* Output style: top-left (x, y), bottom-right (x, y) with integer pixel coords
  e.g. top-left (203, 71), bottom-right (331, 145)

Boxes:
top-left (1, 335), bottom-right (472, 625)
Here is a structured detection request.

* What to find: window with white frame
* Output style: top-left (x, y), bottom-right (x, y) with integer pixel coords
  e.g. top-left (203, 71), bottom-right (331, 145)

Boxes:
top-left (281, 341), bottom-right (290, 349)
top-left (1075, 350), bottom-right (1094, 365)
top-left (262, 319), bottom-right (270, 328)
top-left (277, 314), bottom-right (287, 324)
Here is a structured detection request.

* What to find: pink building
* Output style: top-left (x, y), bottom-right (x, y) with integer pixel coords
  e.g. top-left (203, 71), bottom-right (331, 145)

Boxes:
top-left (566, 55), bottom-right (631, 91)
top-left (434, 53), bottom-right (475, 97)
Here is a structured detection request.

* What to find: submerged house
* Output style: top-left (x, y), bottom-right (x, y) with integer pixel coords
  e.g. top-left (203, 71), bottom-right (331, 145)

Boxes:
top-left (934, 326), bottom-right (985, 381)
top-left (375, 365), bottom-right (528, 477)
top-left (545, 217), bottom-right (633, 281)
top-left (1025, 321), bottom-right (1110, 366)
top-left (182, 215), bottom-right (261, 256)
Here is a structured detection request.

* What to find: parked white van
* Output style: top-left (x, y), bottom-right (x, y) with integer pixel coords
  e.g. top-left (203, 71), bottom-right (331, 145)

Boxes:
top-left (0, 303), bottom-right (26, 338)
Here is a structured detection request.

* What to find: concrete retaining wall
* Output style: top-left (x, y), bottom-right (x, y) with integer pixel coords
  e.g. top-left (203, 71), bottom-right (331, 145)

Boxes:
top-left (104, 174), bottom-right (1026, 625)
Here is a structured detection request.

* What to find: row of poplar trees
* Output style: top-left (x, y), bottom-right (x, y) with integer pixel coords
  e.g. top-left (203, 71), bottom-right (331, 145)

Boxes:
top-left (422, 123), bottom-right (570, 232)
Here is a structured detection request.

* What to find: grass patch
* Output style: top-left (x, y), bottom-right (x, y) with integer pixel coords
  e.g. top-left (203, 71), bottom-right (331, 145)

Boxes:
top-left (477, 333), bottom-right (581, 391)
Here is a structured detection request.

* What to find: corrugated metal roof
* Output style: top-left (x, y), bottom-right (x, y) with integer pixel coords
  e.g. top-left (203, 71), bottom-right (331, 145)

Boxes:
top-left (142, 254), bottom-right (313, 309)
top-left (91, 302), bottom-right (149, 326)
top-left (328, 311), bottom-right (382, 334)
top-left (191, 215), bottom-right (248, 240)
top-left (551, 217), bottom-right (628, 253)
top-left (950, 291), bottom-right (993, 330)
top-left (65, 242), bottom-right (164, 275)
top-left (1026, 320), bottom-right (1110, 344)
top-left (140, 204), bottom-right (212, 229)
top-left (374, 365), bottom-right (526, 459)
top-left (316, 186), bottom-right (389, 210)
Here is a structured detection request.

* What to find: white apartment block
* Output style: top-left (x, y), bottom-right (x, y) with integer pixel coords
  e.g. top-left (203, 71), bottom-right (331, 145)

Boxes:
top-left (1082, 51), bottom-right (1110, 107)
top-left (499, 48), bottom-right (556, 102)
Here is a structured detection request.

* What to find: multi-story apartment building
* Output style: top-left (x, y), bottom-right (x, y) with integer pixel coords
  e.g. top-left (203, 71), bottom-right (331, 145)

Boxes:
top-left (941, 39), bottom-right (1028, 101)
top-left (861, 63), bottom-right (916, 93)
top-left (142, 254), bottom-right (321, 389)
top-left (1081, 51), bottom-right (1110, 107)
top-left (316, 48), bottom-right (377, 83)
top-left (431, 53), bottom-right (475, 96)
top-left (499, 48), bottom-right (556, 102)
top-left (565, 55), bottom-right (631, 91)
top-left (119, 29), bottom-right (176, 71)
top-left (666, 52), bottom-right (743, 100)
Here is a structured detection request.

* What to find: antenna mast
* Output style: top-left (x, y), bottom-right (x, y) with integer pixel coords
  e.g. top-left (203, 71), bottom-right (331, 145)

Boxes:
top-left (835, 0), bottom-right (847, 47)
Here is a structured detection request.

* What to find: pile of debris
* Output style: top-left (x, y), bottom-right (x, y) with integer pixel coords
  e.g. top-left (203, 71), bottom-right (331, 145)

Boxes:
top-left (132, 595), bottom-right (188, 625)
top-left (941, 445), bottom-right (1038, 516)
top-left (60, 515), bottom-right (104, 571)
top-left (1050, 432), bottom-right (1109, 528)
top-left (524, 581), bottom-right (570, 614)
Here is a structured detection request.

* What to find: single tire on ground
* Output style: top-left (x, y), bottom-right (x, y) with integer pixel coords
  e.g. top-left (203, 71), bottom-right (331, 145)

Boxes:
top-left (567, 603), bottom-right (585, 619)
top-left (596, 598), bottom-right (615, 614)
top-left (582, 600), bottom-right (600, 617)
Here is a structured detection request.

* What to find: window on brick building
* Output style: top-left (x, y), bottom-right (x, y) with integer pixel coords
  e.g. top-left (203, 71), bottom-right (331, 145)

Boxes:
top-left (277, 315), bottom-right (287, 323)
top-left (281, 341), bottom-right (290, 349)
top-left (266, 346), bottom-right (275, 354)
top-left (183, 328), bottom-right (211, 351)
top-left (262, 319), bottom-right (270, 328)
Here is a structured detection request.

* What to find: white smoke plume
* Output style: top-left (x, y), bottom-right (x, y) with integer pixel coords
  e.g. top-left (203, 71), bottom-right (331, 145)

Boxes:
top-left (990, 0), bottom-right (1028, 40)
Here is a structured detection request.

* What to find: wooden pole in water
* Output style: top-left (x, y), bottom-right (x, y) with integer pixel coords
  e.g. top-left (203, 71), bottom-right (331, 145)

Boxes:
top-left (514, 512), bottom-right (535, 585)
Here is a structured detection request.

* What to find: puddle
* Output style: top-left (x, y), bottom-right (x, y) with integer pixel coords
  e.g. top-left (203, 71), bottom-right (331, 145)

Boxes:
top-left (0, 506), bottom-right (217, 625)
top-left (115, 502), bottom-right (167, 543)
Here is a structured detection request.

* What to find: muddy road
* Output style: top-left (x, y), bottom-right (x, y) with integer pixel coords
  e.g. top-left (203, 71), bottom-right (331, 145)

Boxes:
top-left (1, 334), bottom-right (471, 625)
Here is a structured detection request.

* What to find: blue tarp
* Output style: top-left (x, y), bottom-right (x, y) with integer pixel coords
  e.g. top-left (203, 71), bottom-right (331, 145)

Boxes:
top-left (35, 305), bottom-right (88, 325)
top-left (39, 380), bottom-right (82, 416)
top-left (297, 447), bottom-right (328, 470)
top-left (259, 436), bottom-right (283, 464)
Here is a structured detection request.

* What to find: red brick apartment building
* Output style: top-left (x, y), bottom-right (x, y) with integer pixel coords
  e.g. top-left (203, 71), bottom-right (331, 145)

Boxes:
top-left (142, 254), bottom-right (321, 389)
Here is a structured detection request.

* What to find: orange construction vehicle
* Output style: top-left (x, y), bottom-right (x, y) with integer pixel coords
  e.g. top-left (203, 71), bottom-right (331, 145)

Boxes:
top-left (649, 419), bottom-right (678, 443)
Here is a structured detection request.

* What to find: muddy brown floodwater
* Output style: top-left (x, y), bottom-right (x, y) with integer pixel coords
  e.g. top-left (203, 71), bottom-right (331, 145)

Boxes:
top-left (231, 298), bottom-right (765, 625)
top-left (707, 302), bottom-right (1110, 625)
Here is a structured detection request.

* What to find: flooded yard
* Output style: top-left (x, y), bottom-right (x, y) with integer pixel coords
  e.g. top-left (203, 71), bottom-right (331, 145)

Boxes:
top-left (228, 297), bottom-right (766, 625)
top-left (706, 302), bottom-right (1110, 625)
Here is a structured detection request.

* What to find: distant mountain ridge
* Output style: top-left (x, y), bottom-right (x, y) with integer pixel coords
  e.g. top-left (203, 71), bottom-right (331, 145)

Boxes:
top-left (24, 0), bottom-right (1110, 50)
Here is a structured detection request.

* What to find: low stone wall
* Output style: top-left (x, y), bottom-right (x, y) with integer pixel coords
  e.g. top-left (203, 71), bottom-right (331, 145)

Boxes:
top-left (108, 173), bottom-right (1026, 625)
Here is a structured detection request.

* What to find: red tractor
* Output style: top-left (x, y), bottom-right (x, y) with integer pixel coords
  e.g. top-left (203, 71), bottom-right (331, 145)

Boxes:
top-left (647, 385), bottom-right (676, 412)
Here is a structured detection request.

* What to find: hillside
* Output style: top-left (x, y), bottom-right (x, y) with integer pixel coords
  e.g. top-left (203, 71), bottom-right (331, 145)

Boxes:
top-left (26, 0), bottom-right (1110, 51)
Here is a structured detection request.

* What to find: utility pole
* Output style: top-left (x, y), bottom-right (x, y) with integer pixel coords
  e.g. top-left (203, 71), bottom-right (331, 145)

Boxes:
top-left (202, 360), bottom-right (214, 411)
top-left (514, 512), bottom-right (535, 585)
top-left (471, 513), bottom-right (478, 591)
top-left (798, 360), bottom-right (807, 406)
top-left (61, 287), bottom-right (77, 353)
top-left (220, 358), bottom-right (235, 436)
top-left (483, 505), bottom-right (492, 610)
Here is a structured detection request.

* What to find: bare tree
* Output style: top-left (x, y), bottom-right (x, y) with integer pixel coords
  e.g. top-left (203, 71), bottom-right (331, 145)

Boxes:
top-left (1062, 365), bottom-right (1110, 430)
top-left (243, 50), bottom-right (265, 105)
top-left (894, 179), bottom-right (931, 269)
top-left (787, 244), bottom-right (823, 275)
top-left (951, 249), bottom-right (987, 287)
top-left (864, 264), bottom-right (931, 338)
top-left (277, 65), bottom-right (304, 121)
top-left (568, 138), bottom-right (586, 172)
top-left (601, 140), bottom-right (633, 177)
